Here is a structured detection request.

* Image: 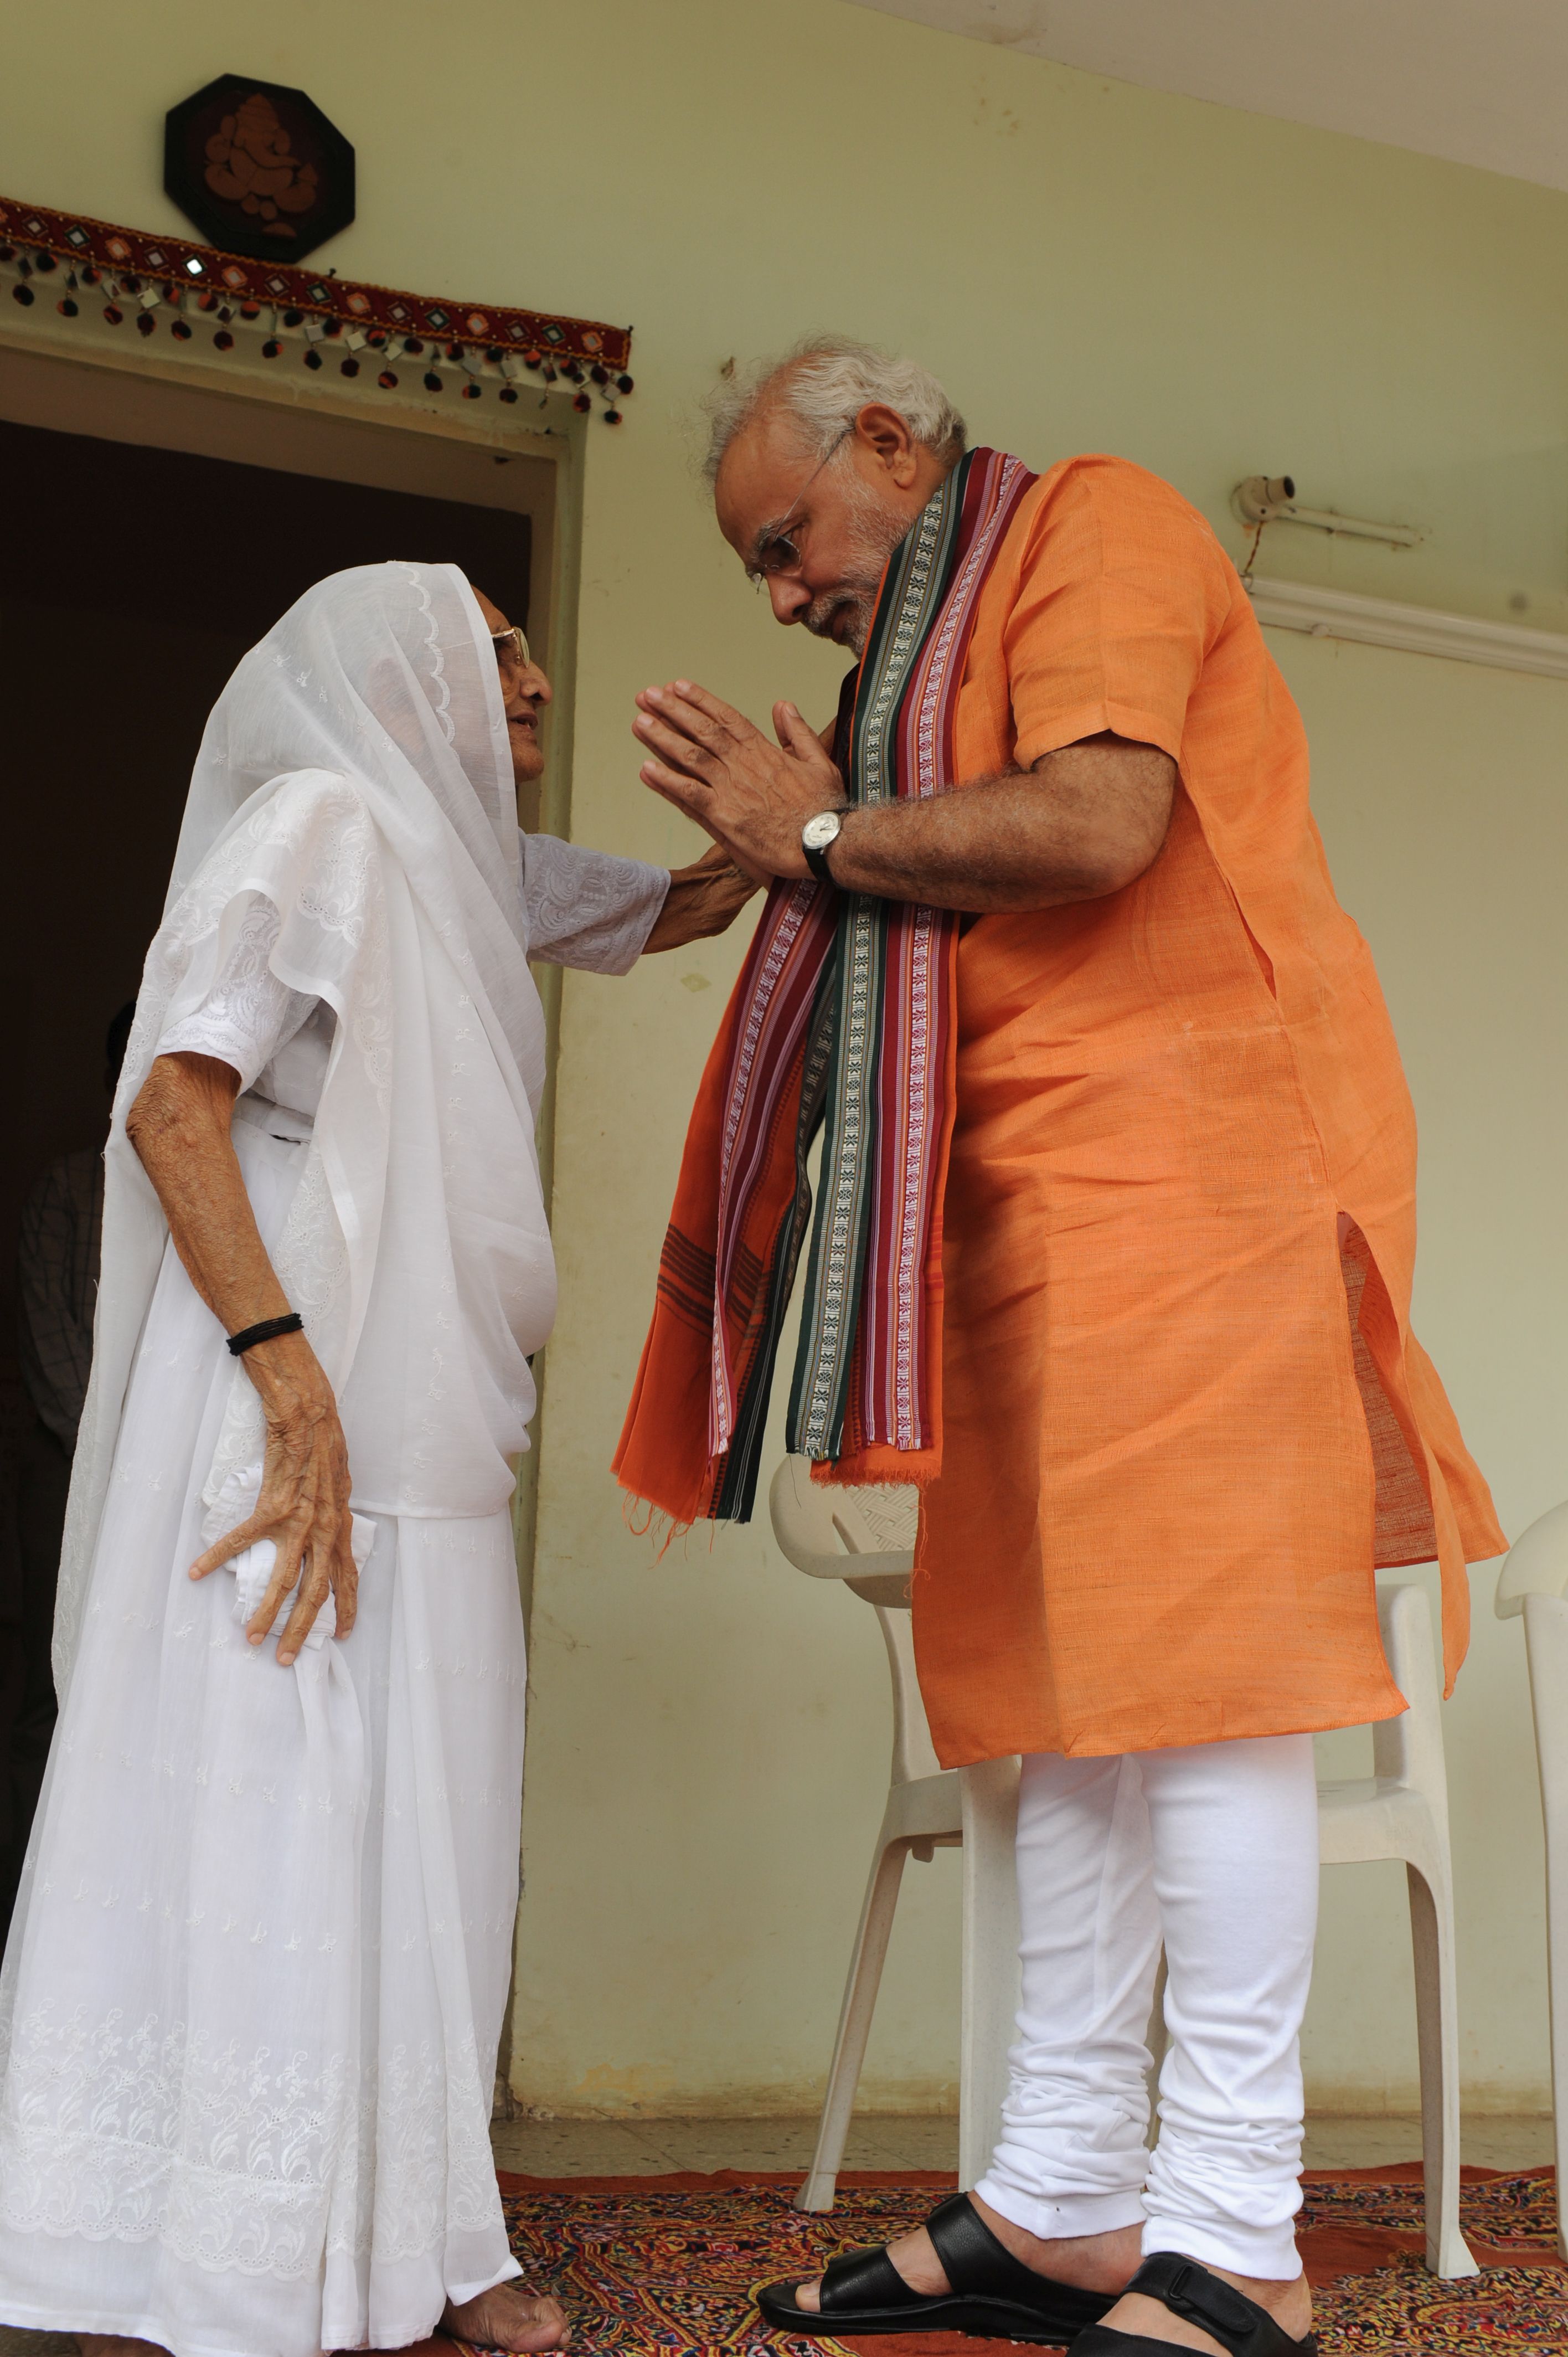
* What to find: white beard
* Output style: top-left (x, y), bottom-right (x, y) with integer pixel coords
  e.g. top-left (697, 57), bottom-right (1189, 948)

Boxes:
top-left (801, 479), bottom-right (911, 653)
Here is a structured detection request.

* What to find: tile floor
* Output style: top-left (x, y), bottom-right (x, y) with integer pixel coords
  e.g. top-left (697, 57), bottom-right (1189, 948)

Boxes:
top-left (1, 2115), bottom-right (1553, 2357)
top-left (488, 2110), bottom-right (1555, 2178)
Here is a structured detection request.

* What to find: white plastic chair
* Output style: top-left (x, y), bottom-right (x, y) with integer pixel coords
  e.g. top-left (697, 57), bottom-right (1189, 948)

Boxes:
top-left (1494, 1500), bottom-right (1568, 2260)
top-left (771, 1458), bottom-right (1473, 2274)
top-left (768, 1457), bottom-right (1020, 2212)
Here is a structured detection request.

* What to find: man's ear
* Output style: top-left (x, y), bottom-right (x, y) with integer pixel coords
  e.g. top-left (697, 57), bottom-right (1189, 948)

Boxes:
top-left (854, 402), bottom-right (920, 485)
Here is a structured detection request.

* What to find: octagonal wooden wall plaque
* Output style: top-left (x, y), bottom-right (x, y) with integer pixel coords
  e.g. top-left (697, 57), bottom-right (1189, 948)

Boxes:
top-left (165, 74), bottom-right (355, 264)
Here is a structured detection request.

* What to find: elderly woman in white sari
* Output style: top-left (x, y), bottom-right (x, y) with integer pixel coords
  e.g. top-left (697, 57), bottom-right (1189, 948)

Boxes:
top-left (0, 563), bottom-right (751, 2357)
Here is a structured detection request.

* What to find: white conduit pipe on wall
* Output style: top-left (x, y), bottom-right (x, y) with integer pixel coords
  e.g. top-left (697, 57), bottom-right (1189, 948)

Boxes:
top-left (1246, 577), bottom-right (1568, 682)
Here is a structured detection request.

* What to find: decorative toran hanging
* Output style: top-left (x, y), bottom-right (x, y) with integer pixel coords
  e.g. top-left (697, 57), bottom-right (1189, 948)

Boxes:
top-left (0, 194), bottom-right (634, 421)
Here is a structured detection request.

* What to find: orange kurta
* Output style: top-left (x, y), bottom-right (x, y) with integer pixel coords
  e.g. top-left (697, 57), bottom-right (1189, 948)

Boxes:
top-left (912, 455), bottom-right (1504, 1765)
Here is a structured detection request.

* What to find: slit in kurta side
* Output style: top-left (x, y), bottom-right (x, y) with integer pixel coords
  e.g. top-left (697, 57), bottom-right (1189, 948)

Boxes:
top-left (1339, 1218), bottom-right (1440, 1568)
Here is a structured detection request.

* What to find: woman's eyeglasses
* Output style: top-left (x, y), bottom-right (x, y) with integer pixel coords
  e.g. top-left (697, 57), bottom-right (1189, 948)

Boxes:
top-left (491, 625), bottom-right (531, 668)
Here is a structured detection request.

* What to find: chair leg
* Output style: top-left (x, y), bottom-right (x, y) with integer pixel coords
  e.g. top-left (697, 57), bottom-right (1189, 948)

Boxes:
top-left (1548, 1795), bottom-right (1568, 2268)
top-left (795, 1821), bottom-right (912, 2212)
top-left (1407, 1859), bottom-right (1478, 2277)
top-left (958, 1756), bottom-right (1022, 2194)
top-left (1522, 1594), bottom-right (1568, 2262)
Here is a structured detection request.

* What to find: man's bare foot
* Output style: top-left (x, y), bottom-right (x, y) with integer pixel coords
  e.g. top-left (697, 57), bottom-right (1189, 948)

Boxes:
top-left (1097, 2258), bottom-right (1313, 2353)
top-left (441, 2279), bottom-right (570, 2352)
top-left (80, 2339), bottom-right (174, 2357)
top-left (791, 2196), bottom-right (1142, 2313)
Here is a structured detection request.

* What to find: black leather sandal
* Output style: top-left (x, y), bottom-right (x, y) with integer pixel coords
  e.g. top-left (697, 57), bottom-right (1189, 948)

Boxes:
top-left (1072, 2252), bottom-right (1318, 2356)
top-left (755, 2188), bottom-right (1115, 2343)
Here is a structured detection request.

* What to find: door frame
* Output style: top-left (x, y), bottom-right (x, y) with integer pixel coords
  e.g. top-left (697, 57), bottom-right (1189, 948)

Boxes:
top-left (0, 312), bottom-right (581, 1613)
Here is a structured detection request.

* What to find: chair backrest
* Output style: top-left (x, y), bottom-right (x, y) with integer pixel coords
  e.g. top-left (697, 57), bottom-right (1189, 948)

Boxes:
top-left (832, 1484), bottom-right (922, 1561)
top-left (767, 1455), bottom-right (917, 1604)
top-left (768, 1456), bottom-right (941, 1787)
top-left (1494, 1500), bottom-right (1568, 1617)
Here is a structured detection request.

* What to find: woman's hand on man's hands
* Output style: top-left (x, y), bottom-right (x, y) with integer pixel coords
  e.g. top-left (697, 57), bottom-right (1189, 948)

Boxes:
top-left (644, 842), bottom-right (761, 953)
top-left (188, 1332), bottom-right (358, 1666)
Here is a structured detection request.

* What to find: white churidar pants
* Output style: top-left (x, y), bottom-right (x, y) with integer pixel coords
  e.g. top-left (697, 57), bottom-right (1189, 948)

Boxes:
top-left (974, 1734), bottom-right (1319, 2281)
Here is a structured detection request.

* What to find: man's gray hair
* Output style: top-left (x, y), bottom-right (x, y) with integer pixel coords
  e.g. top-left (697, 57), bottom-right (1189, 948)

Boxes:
top-left (702, 335), bottom-right (967, 486)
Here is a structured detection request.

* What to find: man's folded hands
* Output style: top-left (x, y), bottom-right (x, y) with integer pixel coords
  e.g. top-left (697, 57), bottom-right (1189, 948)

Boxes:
top-left (633, 679), bottom-right (843, 881)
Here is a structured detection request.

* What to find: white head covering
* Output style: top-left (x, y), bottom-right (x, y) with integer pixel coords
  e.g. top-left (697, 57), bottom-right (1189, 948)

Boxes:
top-left (54, 562), bottom-right (555, 1690)
top-left (168, 555), bottom-right (533, 1046)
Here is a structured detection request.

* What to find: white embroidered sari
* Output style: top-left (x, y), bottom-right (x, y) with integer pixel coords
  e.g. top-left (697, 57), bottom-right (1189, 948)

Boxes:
top-left (0, 565), bottom-right (581, 2357)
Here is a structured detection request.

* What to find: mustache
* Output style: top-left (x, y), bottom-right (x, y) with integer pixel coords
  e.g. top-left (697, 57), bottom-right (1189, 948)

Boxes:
top-left (801, 585), bottom-right (876, 644)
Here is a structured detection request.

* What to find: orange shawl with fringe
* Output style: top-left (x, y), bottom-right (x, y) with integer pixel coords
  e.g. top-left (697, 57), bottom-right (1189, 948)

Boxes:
top-left (615, 450), bottom-right (1034, 1523)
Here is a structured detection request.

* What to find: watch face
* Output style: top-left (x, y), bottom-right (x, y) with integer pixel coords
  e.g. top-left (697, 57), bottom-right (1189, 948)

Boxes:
top-left (802, 810), bottom-right (843, 850)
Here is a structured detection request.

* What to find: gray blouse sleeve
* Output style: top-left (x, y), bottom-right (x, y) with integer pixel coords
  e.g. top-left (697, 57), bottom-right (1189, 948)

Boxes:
top-left (520, 832), bottom-right (670, 975)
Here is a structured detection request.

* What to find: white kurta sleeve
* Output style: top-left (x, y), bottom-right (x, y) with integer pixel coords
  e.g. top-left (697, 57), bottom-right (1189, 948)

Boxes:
top-left (157, 898), bottom-right (317, 1091)
top-left (520, 831), bottom-right (669, 975)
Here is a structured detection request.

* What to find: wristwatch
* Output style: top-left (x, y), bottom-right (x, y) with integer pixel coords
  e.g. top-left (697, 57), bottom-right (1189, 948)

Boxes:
top-left (802, 807), bottom-right (845, 883)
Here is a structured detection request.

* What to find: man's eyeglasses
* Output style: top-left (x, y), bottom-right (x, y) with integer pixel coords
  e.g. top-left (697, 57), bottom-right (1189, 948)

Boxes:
top-left (746, 426), bottom-right (853, 584)
top-left (491, 625), bottom-right (531, 668)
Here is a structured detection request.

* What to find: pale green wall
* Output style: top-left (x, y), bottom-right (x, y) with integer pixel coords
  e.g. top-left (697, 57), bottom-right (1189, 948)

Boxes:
top-left (9, 0), bottom-right (1565, 2113)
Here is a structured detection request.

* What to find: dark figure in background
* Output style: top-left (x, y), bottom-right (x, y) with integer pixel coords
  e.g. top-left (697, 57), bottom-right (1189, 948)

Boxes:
top-left (0, 1002), bottom-right (133, 1934)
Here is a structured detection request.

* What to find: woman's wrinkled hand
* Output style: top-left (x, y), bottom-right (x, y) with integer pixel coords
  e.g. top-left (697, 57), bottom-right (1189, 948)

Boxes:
top-left (644, 842), bottom-right (762, 952)
top-left (188, 1332), bottom-right (358, 1665)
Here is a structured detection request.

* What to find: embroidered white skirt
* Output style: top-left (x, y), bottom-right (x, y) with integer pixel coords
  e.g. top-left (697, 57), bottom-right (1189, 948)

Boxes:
top-left (0, 1117), bottom-right (527, 2357)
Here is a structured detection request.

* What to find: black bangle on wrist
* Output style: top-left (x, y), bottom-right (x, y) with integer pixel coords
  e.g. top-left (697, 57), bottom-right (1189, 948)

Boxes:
top-left (227, 1311), bottom-right (304, 1356)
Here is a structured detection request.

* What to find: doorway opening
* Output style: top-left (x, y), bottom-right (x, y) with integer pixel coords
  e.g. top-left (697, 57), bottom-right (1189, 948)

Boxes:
top-left (0, 342), bottom-right (571, 1923)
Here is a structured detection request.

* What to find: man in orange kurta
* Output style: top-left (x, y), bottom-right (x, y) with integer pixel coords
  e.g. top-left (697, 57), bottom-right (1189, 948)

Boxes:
top-left (623, 340), bottom-right (1503, 2357)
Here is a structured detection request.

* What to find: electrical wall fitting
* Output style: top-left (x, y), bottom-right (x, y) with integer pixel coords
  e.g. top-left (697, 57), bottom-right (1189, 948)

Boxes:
top-left (1233, 475), bottom-right (1423, 549)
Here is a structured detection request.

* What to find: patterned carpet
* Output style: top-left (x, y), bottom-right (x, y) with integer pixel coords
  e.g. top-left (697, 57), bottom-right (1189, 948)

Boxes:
top-left (1299, 2166), bottom-right (1564, 2355)
top-left (467, 2165), bottom-right (1566, 2356)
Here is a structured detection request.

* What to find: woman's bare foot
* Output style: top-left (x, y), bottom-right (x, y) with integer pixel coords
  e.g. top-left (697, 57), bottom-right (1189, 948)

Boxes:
top-left (441, 2280), bottom-right (570, 2352)
top-left (1097, 2260), bottom-right (1313, 2353)
top-left (791, 2196), bottom-right (1142, 2313)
